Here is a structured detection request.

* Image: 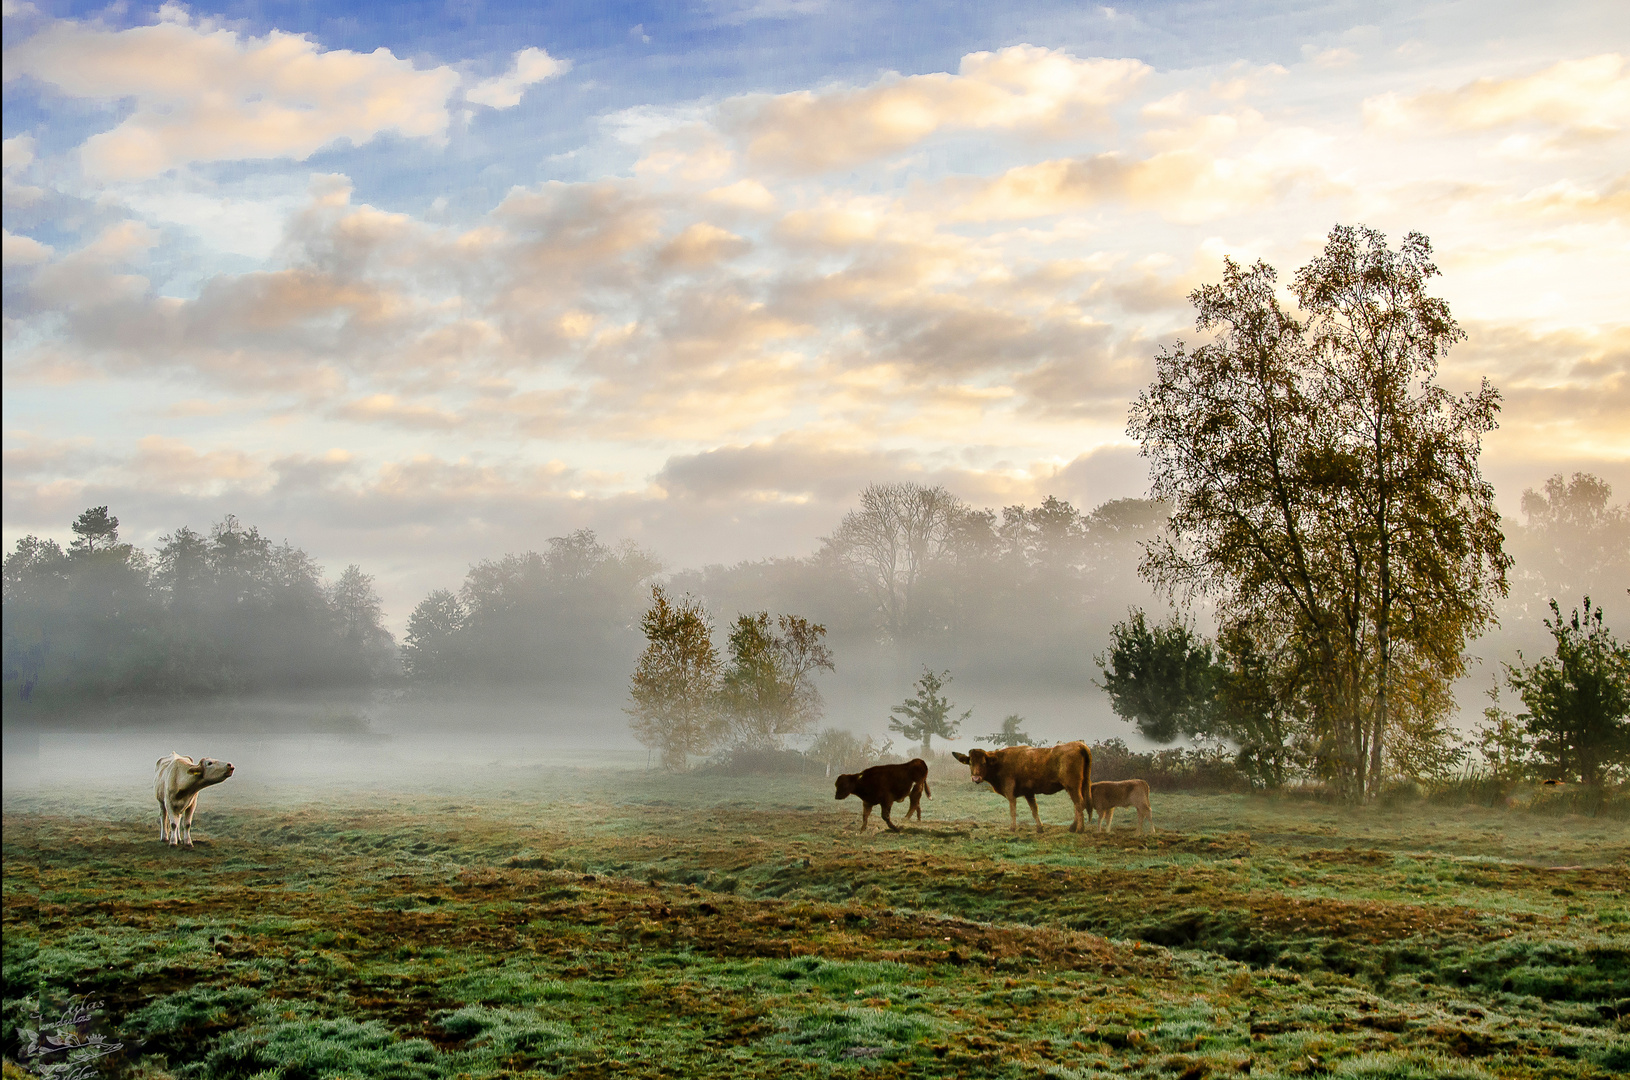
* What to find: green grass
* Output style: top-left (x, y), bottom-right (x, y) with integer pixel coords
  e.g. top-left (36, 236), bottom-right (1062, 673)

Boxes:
top-left (4, 769), bottom-right (1628, 1078)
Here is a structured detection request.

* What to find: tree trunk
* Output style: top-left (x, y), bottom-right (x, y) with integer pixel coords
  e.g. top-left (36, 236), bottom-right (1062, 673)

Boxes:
top-left (1369, 439), bottom-right (1391, 802)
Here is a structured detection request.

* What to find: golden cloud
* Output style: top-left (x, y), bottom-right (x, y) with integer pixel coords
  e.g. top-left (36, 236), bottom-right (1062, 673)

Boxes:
top-left (727, 45), bottom-right (1148, 172)
top-left (5, 10), bottom-right (461, 179)
top-left (1364, 54), bottom-right (1629, 143)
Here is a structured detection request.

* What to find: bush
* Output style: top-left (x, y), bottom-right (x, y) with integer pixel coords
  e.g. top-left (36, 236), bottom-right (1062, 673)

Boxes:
top-left (701, 745), bottom-right (818, 776)
top-left (1089, 738), bottom-right (1252, 792)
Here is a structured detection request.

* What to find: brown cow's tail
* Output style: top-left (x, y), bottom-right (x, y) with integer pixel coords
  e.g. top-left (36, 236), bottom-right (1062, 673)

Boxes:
top-left (1079, 743), bottom-right (1093, 802)
top-left (923, 779), bottom-right (932, 799)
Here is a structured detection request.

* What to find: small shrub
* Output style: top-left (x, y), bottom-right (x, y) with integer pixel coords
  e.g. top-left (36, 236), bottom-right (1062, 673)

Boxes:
top-left (701, 745), bottom-right (815, 776)
top-left (1089, 738), bottom-right (1251, 792)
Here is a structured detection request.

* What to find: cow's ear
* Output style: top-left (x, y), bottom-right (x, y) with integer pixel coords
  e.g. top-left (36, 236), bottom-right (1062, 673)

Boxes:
top-left (951, 752), bottom-right (969, 764)
top-left (188, 766), bottom-right (204, 776)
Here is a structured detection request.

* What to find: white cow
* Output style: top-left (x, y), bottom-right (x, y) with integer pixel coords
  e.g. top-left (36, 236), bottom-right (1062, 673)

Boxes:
top-left (155, 752), bottom-right (235, 847)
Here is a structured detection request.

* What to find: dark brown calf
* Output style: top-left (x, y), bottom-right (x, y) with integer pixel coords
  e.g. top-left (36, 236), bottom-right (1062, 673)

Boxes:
top-left (834, 759), bottom-right (931, 832)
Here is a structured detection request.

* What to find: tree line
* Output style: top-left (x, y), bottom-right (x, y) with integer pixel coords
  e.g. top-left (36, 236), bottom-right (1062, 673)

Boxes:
top-left (2, 508), bottom-right (395, 703)
top-left (0, 489), bottom-right (1169, 709)
top-left (392, 486), bottom-right (1171, 697)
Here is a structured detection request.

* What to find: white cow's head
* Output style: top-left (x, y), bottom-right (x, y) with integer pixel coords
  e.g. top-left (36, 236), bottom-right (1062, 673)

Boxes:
top-left (189, 757), bottom-right (235, 786)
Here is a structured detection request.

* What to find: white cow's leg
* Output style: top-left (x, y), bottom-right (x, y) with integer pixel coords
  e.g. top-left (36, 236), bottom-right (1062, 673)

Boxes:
top-left (182, 799), bottom-right (197, 847)
top-left (158, 801), bottom-right (168, 841)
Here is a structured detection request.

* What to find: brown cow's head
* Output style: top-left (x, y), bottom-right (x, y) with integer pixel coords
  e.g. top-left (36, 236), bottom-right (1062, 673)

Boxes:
top-left (952, 748), bottom-right (992, 784)
top-left (834, 774), bottom-right (859, 800)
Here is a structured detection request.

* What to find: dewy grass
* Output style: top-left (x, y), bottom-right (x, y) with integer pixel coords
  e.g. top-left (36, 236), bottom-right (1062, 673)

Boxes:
top-left (4, 771), bottom-right (1629, 1078)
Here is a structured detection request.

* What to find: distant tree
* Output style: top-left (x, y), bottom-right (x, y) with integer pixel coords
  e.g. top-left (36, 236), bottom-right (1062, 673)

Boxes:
top-left (4, 507), bottom-right (387, 702)
top-left (721, 614), bottom-right (790, 748)
top-left (69, 507), bottom-right (122, 554)
top-left (2, 507), bottom-right (155, 701)
top-left (808, 727), bottom-right (862, 777)
top-left (1506, 597), bottom-right (1630, 785)
top-left (977, 714), bottom-right (1034, 747)
top-left (888, 667), bottom-right (969, 754)
top-left (628, 587), bottom-right (723, 769)
top-left (1509, 473), bottom-right (1630, 616)
top-left (720, 612), bottom-right (835, 749)
top-left (1096, 608), bottom-right (1217, 744)
top-left (1129, 225), bottom-right (1509, 801)
top-left (407, 530), bottom-right (661, 686)
top-left (2, 536), bottom-right (68, 700)
top-left (824, 483), bottom-right (965, 640)
top-left (154, 526), bottom-right (211, 609)
top-left (403, 590), bottom-right (466, 682)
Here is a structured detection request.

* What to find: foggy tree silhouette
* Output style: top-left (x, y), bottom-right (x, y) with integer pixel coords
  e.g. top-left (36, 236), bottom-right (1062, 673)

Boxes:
top-left (403, 530), bottom-right (661, 689)
top-left (3, 508), bottom-right (395, 705)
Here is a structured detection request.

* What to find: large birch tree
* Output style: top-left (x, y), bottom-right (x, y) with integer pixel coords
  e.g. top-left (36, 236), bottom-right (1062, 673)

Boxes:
top-left (1128, 226), bottom-right (1509, 801)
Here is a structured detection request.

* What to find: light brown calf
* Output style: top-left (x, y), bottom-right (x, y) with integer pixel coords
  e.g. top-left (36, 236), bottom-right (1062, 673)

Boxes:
top-left (1090, 779), bottom-right (1152, 835)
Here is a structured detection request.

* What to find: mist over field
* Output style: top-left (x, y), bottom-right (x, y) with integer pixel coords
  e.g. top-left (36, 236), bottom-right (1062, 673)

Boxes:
top-left (3, 469), bottom-right (1625, 771)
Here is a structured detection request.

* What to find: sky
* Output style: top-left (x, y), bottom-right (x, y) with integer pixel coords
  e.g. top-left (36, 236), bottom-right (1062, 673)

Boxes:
top-left (4, 0), bottom-right (1628, 632)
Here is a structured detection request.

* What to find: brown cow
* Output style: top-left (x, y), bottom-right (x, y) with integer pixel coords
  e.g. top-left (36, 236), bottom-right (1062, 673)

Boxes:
top-left (834, 759), bottom-right (931, 832)
top-left (951, 742), bottom-right (1092, 832)
top-left (1090, 779), bottom-right (1152, 835)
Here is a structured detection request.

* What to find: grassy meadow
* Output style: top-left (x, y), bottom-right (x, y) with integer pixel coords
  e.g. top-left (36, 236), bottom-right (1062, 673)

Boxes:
top-left (3, 756), bottom-right (1628, 1079)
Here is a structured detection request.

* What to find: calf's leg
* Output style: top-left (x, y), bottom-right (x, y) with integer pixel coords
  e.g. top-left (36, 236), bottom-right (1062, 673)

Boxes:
top-left (881, 798), bottom-right (899, 832)
top-left (859, 802), bottom-right (873, 832)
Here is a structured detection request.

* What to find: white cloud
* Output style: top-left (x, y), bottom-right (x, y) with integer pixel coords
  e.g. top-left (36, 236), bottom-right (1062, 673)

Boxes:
top-left (2, 134), bottom-right (35, 172)
top-left (949, 147), bottom-right (1328, 223)
top-left (1365, 54), bottom-right (1630, 142)
top-left (1, 133), bottom-right (45, 206)
top-left (1303, 45), bottom-right (1358, 69)
top-left (3, 10), bottom-right (462, 179)
top-left (465, 46), bottom-right (569, 109)
top-left (725, 45), bottom-right (1149, 172)
top-left (2, 228), bottom-right (53, 266)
